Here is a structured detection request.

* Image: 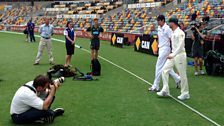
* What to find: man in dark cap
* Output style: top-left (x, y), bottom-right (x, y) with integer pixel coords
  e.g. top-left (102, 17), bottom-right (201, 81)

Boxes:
top-left (148, 15), bottom-right (180, 92)
top-left (157, 17), bottom-right (190, 100)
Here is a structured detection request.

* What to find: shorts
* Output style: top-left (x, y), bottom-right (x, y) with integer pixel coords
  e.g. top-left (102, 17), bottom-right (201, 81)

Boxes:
top-left (66, 43), bottom-right (74, 55)
top-left (90, 40), bottom-right (100, 50)
top-left (193, 46), bottom-right (203, 58)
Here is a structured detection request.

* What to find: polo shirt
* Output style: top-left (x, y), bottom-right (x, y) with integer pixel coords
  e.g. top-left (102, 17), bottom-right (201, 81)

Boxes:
top-left (10, 81), bottom-right (43, 115)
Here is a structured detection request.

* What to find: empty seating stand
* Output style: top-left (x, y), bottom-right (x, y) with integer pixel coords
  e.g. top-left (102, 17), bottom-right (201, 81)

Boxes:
top-left (1, 0), bottom-right (223, 34)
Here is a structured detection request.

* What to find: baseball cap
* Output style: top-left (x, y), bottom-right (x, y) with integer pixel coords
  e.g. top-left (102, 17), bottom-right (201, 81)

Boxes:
top-left (168, 17), bottom-right (179, 25)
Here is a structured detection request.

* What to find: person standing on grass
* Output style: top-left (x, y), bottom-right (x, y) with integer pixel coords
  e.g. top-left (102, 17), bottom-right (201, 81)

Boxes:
top-left (157, 17), bottom-right (190, 101)
top-left (29, 21), bottom-right (36, 42)
top-left (27, 19), bottom-right (35, 42)
top-left (10, 75), bottom-right (64, 124)
top-left (64, 21), bottom-right (76, 67)
top-left (191, 22), bottom-right (206, 76)
top-left (148, 15), bottom-right (181, 92)
top-left (85, 18), bottom-right (104, 60)
top-left (34, 18), bottom-right (54, 65)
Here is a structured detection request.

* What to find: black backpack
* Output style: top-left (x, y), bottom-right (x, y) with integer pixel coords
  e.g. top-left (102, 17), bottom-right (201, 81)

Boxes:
top-left (91, 59), bottom-right (101, 76)
top-left (204, 50), bottom-right (224, 76)
top-left (23, 28), bottom-right (28, 34)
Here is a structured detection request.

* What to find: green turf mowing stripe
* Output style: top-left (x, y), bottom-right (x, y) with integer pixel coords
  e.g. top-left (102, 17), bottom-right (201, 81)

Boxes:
top-left (81, 48), bottom-right (221, 126)
top-left (0, 30), bottom-right (221, 126)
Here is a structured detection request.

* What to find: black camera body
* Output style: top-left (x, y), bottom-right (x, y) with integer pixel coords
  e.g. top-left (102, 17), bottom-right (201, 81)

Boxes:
top-left (47, 69), bottom-right (65, 85)
top-left (190, 23), bottom-right (200, 32)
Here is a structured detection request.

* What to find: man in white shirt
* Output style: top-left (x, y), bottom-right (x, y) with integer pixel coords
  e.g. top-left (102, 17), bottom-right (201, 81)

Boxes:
top-left (10, 75), bottom-right (64, 124)
top-left (149, 15), bottom-right (181, 92)
top-left (157, 17), bottom-right (190, 100)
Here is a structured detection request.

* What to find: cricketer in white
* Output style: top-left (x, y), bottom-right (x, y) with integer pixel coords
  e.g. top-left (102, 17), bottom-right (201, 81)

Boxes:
top-left (149, 15), bottom-right (180, 92)
top-left (157, 17), bottom-right (190, 100)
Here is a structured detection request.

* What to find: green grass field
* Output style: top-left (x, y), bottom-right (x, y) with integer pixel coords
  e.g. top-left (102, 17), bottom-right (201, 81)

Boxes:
top-left (0, 31), bottom-right (223, 126)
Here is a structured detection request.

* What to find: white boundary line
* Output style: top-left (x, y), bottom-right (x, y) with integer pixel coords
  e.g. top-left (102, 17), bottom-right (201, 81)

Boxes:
top-left (0, 30), bottom-right (221, 126)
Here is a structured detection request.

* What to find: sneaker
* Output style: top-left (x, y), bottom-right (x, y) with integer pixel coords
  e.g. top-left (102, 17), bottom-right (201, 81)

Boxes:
top-left (177, 94), bottom-right (190, 100)
top-left (34, 118), bottom-right (45, 124)
top-left (148, 86), bottom-right (160, 92)
top-left (176, 80), bottom-right (181, 89)
top-left (54, 108), bottom-right (64, 117)
top-left (200, 70), bottom-right (205, 75)
top-left (37, 116), bottom-right (54, 123)
top-left (33, 62), bottom-right (39, 65)
top-left (194, 72), bottom-right (199, 76)
top-left (157, 91), bottom-right (170, 97)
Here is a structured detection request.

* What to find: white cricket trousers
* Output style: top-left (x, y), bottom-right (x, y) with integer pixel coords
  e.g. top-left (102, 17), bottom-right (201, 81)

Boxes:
top-left (152, 47), bottom-right (180, 89)
top-left (161, 52), bottom-right (189, 95)
top-left (35, 37), bottom-right (54, 63)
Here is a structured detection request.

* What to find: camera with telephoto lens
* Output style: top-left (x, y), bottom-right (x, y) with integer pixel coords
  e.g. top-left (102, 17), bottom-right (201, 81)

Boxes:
top-left (39, 77), bottom-right (64, 100)
top-left (190, 23), bottom-right (200, 32)
top-left (53, 77), bottom-right (65, 86)
top-left (47, 69), bottom-right (65, 85)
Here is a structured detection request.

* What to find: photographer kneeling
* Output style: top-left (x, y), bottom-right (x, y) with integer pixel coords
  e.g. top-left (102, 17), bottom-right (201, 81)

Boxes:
top-left (10, 75), bottom-right (64, 124)
top-left (191, 22), bottom-right (206, 76)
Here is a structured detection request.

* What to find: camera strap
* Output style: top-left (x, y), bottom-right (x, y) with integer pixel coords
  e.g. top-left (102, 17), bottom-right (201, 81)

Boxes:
top-left (23, 84), bottom-right (36, 94)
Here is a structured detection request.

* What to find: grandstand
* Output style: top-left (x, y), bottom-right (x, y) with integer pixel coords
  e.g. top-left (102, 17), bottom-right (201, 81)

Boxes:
top-left (0, 0), bottom-right (223, 35)
top-left (0, 0), bottom-right (222, 49)
top-left (0, 0), bottom-right (223, 51)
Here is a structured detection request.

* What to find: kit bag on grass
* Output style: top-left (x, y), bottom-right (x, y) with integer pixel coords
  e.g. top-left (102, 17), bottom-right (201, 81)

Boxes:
top-left (73, 67), bottom-right (98, 81)
top-left (204, 50), bottom-right (224, 76)
top-left (90, 59), bottom-right (101, 76)
top-left (48, 64), bottom-right (76, 78)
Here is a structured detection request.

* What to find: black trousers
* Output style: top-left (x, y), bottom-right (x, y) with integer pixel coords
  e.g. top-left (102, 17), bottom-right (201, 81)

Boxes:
top-left (29, 31), bottom-right (35, 42)
top-left (11, 96), bottom-right (55, 124)
top-left (11, 108), bottom-right (55, 124)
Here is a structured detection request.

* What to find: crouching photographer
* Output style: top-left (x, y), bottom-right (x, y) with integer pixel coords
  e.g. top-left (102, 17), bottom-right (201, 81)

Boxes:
top-left (10, 75), bottom-right (65, 124)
